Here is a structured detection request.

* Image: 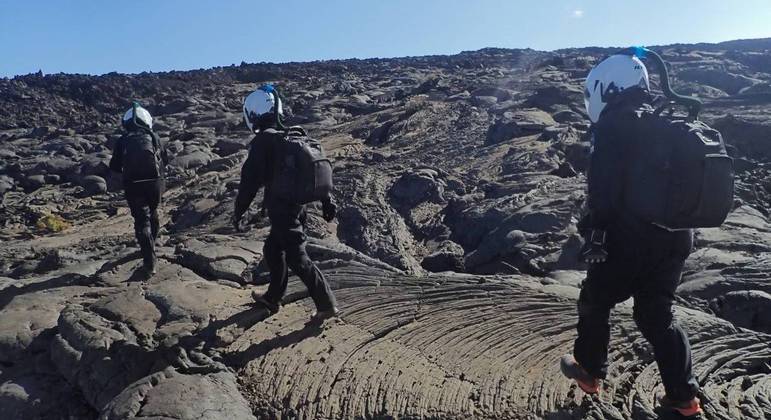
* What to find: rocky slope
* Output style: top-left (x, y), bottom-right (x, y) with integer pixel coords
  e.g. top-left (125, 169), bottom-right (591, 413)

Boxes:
top-left (0, 39), bottom-right (770, 419)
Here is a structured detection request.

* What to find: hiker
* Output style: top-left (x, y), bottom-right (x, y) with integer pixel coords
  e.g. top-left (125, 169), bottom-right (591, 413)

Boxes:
top-left (561, 48), bottom-right (734, 418)
top-left (233, 84), bottom-right (339, 320)
top-left (109, 103), bottom-right (168, 275)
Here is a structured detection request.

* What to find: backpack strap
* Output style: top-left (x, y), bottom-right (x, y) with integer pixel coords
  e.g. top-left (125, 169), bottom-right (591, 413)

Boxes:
top-left (283, 125), bottom-right (306, 138)
top-left (153, 132), bottom-right (163, 153)
top-left (654, 102), bottom-right (675, 117)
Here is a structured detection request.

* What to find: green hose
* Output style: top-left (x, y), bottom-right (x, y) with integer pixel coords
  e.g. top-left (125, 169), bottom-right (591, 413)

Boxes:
top-left (620, 46), bottom-right (702, 119)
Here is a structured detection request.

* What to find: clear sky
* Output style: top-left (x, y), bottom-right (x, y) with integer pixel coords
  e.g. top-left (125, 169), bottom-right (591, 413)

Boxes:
top-left (2, 0), bottom-right (770, 77)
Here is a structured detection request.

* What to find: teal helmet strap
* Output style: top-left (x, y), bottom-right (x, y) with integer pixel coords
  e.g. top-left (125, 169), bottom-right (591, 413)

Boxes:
top-left (131, 101), bottom-right (140, 128)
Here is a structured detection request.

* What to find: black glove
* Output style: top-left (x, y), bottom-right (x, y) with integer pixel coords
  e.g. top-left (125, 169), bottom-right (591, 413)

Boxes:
top-left (322, 200), bottom-right (337, 222)
top-left (580, 229), bottom-right (608, 264)
top-left (232, 213), bottom-right (244, 233)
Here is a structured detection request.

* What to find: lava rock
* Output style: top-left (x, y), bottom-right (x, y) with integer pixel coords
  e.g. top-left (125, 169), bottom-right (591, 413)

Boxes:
top-left (710, 290), bottom-right (771, 334)
top-left (470, 87), bottom-right (512, 101)
top-left (421, 241), bottom-right (465, 272)
top-left (23, 174), bottom-right (46, 191)
top-left (80, 175), bottom-right (107, 196)
top-left (390, 169), bottom-right (444, 207)
top-left (486, 109), bottom-right (557, 144)
top-left (677, 68), bottom-right (756, 95)
top-left (171, 149), bottom-right (215, 170)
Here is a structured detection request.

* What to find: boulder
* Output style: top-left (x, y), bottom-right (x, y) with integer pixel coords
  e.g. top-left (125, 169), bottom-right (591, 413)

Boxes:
top-left (710, 290), bottom-right (771, 334)
top-left (23, 174), bottom-right (46, 191)
top-left (176, 237), bottom-right (259, 283)
top-left (0, 369), bottom-right (94, 420)
top-left (486, 119), bottom-right (521, 145)
top-left (29, 126), bottom-right (53, 138)
top-left (676, 81), bottom-right (730, 98)
top-left (0, 276), bottom-right (91, 363)
top-left (739, 82), bottom-right (771, 96)
top-left (78, 155), bottom-right (111, 178)
top-left (470, 87), bottom-right (512, 101)
top-left (486, 109), bottom-right (556, 144)
top-left (465, 229), bottom-right (539, 272)
top-left (214, 137), bottom-right (250, 156)
top-left (552, 109), bottom-right (584, 124)
top-left (421, 241), bottom-right (465, 272)
top-left (0, 177), bottom-right (14, 196)
top-left (43, 174), bottom-right (61, 184)
top-left (471, 95), bottom-right (499, 107)
top-left (712, 115), bottom-right (771, 160)
top-left (171, 149), bottom-right (214, 170)
top-left (676, 68), bottom-right (756, 95)
top-left (101, 369), bottom-right (256, 420)
top-left (30, 158), bottom-right (78, 178)
top-left (390, 169), bottom-right (444, 207)
top-left (525, 84), bottom-right (584, 110)
top-left (80, 175), bottom-right (107, 196)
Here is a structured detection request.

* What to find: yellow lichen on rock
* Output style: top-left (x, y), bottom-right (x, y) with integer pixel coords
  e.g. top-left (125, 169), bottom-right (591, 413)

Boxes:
top-left (35, 213), bottom-right (72, 233)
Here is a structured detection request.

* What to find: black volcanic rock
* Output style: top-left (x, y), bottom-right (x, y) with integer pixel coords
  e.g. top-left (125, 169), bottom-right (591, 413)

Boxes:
top-left (0, 39), bottom-right (770, 419)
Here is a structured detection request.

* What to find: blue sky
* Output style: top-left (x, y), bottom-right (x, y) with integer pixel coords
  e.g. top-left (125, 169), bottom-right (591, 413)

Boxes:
top-left (1, 0), bottom-right (770, 77)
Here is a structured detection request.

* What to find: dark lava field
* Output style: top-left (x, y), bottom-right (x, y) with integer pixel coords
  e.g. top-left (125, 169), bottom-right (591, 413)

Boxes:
top-left (0, 38), bottom-right (770, 419)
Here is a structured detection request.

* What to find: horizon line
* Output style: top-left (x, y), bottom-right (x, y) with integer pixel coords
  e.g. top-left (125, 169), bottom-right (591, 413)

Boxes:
top-left (3, 36), bottom-right (770, 80)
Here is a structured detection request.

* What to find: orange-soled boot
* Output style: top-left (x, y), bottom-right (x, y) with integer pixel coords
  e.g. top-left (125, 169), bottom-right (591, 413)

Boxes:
top-left (661, 396), bottom-right (702, 417)
top-left (560, 354), bottom-right (600, 394)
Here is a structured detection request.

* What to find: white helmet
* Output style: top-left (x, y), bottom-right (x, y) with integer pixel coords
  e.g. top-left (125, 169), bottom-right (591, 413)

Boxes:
top-left (122, 103), bottom-right (153, 129)
top-left (584, 55), bottom-right (650, 123)
top-left (243, 84), bottom-right (283, 132)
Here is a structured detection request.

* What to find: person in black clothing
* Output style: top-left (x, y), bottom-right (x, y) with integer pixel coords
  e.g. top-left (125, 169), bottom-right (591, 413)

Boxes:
top-left (109, 103), bottom-right (169, 275)
top-left (233, 85), bottom-right (339, 320)
top-left (560, 54), bottom-right (701, 417)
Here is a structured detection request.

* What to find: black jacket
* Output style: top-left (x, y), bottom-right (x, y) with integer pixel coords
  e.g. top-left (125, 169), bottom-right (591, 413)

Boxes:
top-left (235, 128), bottom-right (333, 218)
top-left (234, 129), bottom-right (278, 217)
top-left (109, 129), bottom-right (169, 176)
top-left (582, 89), bottom-right (651, 231)
top-left (581, 88), bottom-right (693, 252)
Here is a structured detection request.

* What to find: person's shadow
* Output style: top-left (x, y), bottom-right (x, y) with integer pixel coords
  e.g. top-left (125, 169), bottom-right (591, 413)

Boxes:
top-left (197, 305), bottom-right (272, 347)
top-left (126, 266), bottom-right (151, 283)
top-left (194, 297), bottom-right (326, 365)
top-left (223, 315), bottom-right (325, 369)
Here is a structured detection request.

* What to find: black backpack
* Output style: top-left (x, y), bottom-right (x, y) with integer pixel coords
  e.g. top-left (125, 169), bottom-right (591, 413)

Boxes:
top-left (623, 108), bottom-right (734, 229)
top-left (269, 127), bottom-right (333, 204)
top-left (122, 131), bottom-right (163, 182)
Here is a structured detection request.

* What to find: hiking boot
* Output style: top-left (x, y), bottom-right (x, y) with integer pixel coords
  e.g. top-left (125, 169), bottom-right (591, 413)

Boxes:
top-left (560, 354), bottom-right (600, 394)
top-left (661, 396), bottom-right (702, 417)
top-left (251, 290), bottom-right (280, 314)
top-left (311, 307), bottom-right (341, 321)
top-left (143, 256), bottom-right (157, 276)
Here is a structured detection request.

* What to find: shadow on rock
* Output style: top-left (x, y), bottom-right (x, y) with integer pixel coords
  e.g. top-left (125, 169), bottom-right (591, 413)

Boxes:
top-left (227, 321), bottom-right (324, 369)
top-left (198, 304), bottom-right (272, 348)
top-left (126, 266), bottom-right (151, 283)
top-left (0, 272), bottom-right (91, 311)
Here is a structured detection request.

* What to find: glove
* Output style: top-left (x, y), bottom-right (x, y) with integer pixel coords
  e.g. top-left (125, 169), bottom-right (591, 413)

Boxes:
top-left (580, 229), bottom-right (608, 264)
top-left (232, 213), bottom-right (244, 233)
top-left (322, 200), bottom-right (337, 222)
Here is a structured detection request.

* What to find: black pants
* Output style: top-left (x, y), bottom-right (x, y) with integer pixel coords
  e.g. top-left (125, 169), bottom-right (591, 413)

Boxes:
top-left (263, 205), bottom-right (337, 311)
top-left (124, 179), bottom-right (164, 266)
top-left (573, 225), bottom-right (699, 401)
